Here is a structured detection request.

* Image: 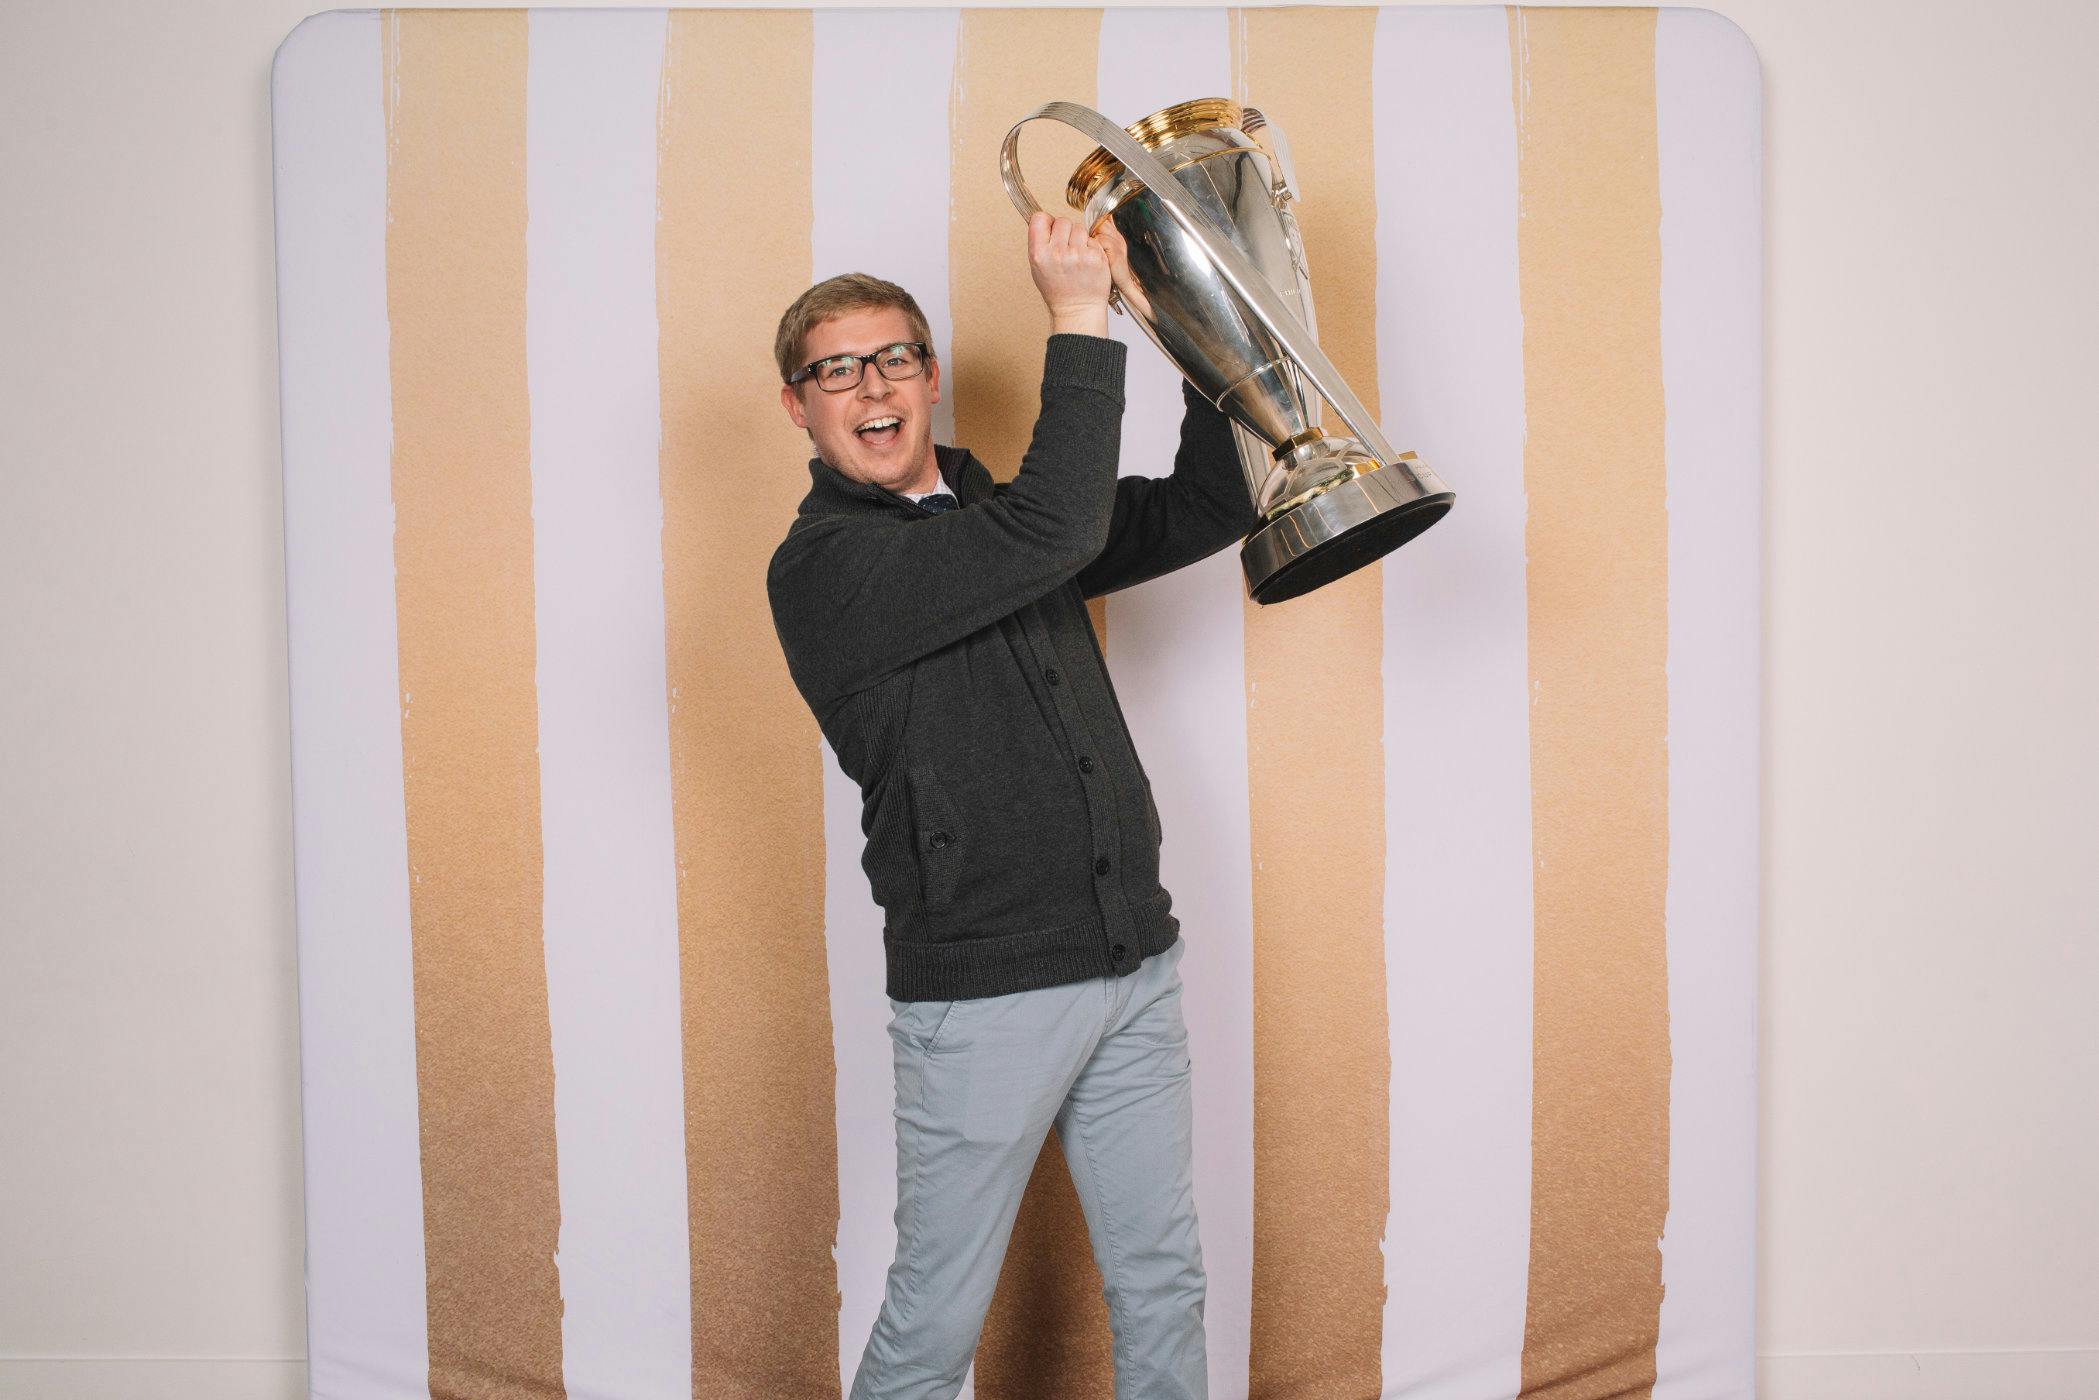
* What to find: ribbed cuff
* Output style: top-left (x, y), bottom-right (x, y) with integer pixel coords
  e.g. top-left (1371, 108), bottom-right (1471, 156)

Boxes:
top-left (1042, 332), bottom-right (1128, 404)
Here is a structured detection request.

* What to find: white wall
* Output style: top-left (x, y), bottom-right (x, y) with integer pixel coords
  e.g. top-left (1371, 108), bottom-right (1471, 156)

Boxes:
top-left (1, 2), bottom-right (2092, 1398)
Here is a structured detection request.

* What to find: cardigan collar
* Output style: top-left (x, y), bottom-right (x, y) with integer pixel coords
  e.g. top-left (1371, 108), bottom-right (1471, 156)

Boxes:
top-left (798, 442), bottom-right (989, 519)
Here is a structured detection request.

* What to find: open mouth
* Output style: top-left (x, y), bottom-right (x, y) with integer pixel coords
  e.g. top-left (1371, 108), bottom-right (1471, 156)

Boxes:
top-left (855, 415), bottom-right (902, 449)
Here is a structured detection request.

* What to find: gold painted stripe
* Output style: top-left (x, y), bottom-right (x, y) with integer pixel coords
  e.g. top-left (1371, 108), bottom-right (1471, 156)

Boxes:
top-left (949, 10), bottom-right (1114, 655)
top-left (1231, 10), bottom-right (1391, 1398)
top-left (1507, 9), bottom-right (1672, 1399)
top-left (656, 13), bottom-right (839, 1396)
top-left (380, 11), bottom-right (565, 1397)
top-left (946, 12), bottom-right (1118, 1399)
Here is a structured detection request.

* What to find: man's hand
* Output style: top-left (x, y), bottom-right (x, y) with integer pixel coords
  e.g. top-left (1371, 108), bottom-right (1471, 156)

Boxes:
top-left (1027, 210), bottom-right (1112, 339)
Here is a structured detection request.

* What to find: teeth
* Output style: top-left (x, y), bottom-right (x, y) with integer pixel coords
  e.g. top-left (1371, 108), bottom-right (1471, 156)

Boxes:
top-left (857, 416), bottom-right (900, 433)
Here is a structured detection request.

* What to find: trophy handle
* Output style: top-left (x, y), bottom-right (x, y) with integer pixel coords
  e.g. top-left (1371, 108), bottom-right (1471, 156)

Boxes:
top-left (995, 108), bottom-right (1129, 316)
top-left (1237, 106), bottom-right (1320, 378)
top-left (1238, 105), bottom-right (1300, 205)
top-left (997, 100), bottom-right (1397, 466)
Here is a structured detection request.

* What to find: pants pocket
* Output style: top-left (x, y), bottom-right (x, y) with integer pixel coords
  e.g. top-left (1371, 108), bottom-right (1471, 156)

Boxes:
top-left (888, 995), bottom-right (968, 1055)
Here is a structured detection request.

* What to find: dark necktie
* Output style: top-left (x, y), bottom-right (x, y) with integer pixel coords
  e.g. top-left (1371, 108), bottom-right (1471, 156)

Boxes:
top-left (918, 492), bottom-right (959, 514)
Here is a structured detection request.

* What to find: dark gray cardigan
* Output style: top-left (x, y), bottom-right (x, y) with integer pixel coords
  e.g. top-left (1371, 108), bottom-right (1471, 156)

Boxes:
top-left (765, 333), bottom-right (1256, 1000)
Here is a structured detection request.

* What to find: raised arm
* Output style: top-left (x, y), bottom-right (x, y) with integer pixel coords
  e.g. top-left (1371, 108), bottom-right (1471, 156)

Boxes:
top-left (1075, 378), bottom-right (1261, 600)
top-left (769, 334), bottom-right (1128, 712)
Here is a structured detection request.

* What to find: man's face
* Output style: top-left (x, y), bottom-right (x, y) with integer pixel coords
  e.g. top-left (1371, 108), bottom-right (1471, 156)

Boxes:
top-left (780, 305), bottom-right (943, 495)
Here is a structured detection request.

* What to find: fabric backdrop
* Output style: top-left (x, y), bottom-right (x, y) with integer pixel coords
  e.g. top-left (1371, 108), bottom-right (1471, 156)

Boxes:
top-left (271, 6), bottom-right (1761, 1397)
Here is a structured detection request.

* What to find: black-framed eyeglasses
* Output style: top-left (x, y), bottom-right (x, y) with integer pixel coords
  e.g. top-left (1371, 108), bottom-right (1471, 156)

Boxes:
top-left (786, 341), bottom-right (931, 393)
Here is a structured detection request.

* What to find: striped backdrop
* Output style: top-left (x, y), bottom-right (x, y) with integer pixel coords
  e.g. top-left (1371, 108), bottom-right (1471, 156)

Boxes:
top-left (271, 7), bottom-right (1760, 1398)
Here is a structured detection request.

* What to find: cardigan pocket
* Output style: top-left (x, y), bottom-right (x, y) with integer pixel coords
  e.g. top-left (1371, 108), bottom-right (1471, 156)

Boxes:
top-left (906, 763), bottom-right (965, 913)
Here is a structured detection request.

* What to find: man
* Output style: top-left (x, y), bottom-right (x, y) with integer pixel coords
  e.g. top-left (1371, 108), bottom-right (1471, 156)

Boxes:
top-left (765, 210), bottom-right (1257, 1400)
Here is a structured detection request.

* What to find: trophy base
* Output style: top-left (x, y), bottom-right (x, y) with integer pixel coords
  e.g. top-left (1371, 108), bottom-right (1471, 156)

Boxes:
top-left (1240, 464), bottom-right (1454, 605)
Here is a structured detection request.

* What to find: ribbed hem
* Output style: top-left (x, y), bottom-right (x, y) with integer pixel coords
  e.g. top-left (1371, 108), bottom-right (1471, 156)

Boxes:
top-left (884, 889), bottom-right (1180, 1001)
top-left (1042, 332), bottom-right (1128, 404)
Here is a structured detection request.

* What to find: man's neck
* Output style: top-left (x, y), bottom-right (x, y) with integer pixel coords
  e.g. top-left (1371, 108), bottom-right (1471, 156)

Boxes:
top-left (817, 450), bottom-right (941, 499)
top-left (895, 462), bottom-right (944, 497)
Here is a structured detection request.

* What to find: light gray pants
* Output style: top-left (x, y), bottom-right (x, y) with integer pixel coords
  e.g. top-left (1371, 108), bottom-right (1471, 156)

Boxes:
top-left (851, 933), bottom-right (1208, 1400)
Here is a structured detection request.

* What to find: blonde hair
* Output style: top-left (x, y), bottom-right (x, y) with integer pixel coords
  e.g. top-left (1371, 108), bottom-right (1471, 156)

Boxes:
top-left (773, 272), bottom-right (936, 383)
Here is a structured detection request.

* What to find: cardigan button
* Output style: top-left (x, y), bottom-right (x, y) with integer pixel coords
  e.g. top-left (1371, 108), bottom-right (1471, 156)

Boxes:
top-left (1094, 856), bottom-right (1111, 876)
top-left (1110, 944), bottom-right (1127, 962)
top-left (929, 830), bottom-right (953, 849)
top-left (1077, 755), bottom-right (1094, 773)
top-left (1044, 667), bottom-right (1062, 686)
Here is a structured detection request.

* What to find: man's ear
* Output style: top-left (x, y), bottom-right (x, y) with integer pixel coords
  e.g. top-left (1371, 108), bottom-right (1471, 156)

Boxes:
top-left (926, 355), bottom-right (941, 405)
top-left (780, 381), bottom-right (808, 430)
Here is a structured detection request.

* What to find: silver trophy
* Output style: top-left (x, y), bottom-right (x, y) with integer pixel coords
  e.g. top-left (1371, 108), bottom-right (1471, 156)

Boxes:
top-left (1001, 99), bottom-right (1454, 604)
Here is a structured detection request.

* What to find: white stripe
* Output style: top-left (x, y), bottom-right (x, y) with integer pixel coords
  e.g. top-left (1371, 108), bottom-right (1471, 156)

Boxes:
top-left (813, 9), bottom-right (960, 449)
top-left (809, 11), bottom-right (961, 1394)
top-left (271, 13), bottom-right (431, 1397)
top-left (1094, 13), bottom-right (1256, 1399)
top-left (1372, 9), bottom-right (1534, 1397)
top-left (1653, 11), bottom-right (1763, 1399)
top-left (524, 13), bottom-right (693, 1400)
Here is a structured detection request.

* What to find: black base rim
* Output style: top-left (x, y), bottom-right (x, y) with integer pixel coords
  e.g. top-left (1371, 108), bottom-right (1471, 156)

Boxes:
top-left (1249, 493), bottom-right (1455, 605)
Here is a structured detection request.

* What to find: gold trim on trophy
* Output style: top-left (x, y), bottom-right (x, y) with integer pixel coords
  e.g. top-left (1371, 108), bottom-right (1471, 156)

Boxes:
top-left (1270, 427), bottom-right (1326, 461)
top-left (1065, 98), bottom-right (1245, 210)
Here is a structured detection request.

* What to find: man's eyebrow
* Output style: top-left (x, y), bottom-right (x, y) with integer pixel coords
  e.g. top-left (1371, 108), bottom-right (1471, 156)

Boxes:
top-left (816, 344), bottom-right (904, 358)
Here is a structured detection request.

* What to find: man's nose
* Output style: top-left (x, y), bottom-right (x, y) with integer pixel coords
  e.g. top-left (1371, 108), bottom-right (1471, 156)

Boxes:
top-left (857, 367), bottom-right (894, 398)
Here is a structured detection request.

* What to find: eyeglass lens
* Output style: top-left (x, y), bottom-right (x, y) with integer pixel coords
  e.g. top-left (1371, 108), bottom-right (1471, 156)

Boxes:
top-left (813, 343), bottom-right (924, 391)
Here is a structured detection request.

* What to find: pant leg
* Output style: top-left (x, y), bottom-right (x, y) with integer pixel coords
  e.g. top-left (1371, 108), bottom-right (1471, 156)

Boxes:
top-left (851, 977), bottom-right (1105, 1400)
top-left (1054, 935), bottom-right (1210, 1400)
